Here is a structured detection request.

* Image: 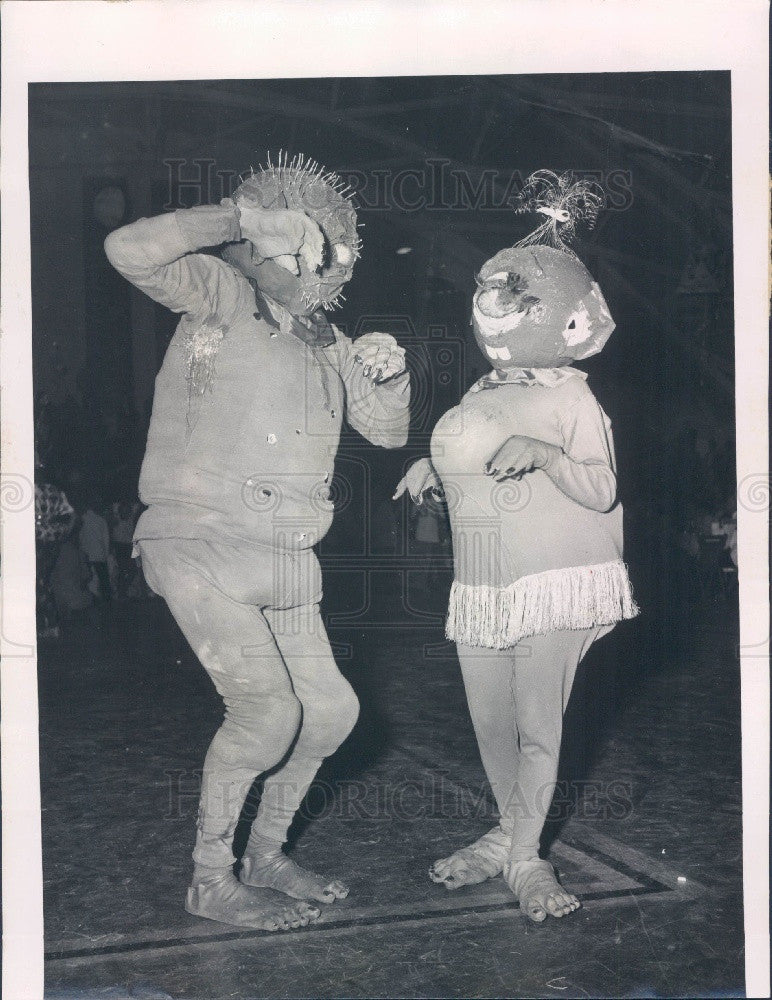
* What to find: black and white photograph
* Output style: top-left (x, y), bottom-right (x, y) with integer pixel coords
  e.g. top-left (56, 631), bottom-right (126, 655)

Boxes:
top-left (1, 3), bottom-right (769, 999)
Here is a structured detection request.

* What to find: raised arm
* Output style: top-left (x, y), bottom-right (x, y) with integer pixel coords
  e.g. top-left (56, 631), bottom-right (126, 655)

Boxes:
top-left (104, 202), bottom-right (324, 321)
top-left (104, 204), bottom-right (244, 317)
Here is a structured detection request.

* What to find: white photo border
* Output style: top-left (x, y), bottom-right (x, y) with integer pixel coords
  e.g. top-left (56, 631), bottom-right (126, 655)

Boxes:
top-left (2, 2), bottom-right (768, 996)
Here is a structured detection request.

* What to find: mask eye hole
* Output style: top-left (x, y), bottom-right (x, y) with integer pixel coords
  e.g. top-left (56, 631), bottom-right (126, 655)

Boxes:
top-left (567, 319), bottom-right (576, 329)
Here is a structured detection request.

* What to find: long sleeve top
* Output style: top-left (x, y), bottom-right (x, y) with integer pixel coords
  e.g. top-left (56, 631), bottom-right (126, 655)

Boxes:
top-left (430, 370), bottom-right (637, 647)
top-left (105, 205), bottom-right (410, 550)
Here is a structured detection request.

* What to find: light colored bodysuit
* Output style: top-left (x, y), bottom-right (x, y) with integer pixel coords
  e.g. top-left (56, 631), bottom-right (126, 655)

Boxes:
top-left (431, 366), bottom-right (637, 863)
top-left (106, 204), bottom-right (410, 874)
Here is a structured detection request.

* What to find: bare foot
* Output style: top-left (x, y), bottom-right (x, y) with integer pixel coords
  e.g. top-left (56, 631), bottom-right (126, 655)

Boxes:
top-left (429, 826), bottom-right (510, 890)
top-left (504, 858), bottom-right (581, 922)
top-left (185, 871), bottom-right (320, 930)
top-left (240, 851), bottom-right (349, 904)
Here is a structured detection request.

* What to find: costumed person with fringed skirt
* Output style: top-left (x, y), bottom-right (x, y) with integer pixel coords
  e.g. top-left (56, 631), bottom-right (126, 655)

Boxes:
top-left (106, 154), bottom-right (410, 932)
top-left (394, 172), bottom-right (638, 922)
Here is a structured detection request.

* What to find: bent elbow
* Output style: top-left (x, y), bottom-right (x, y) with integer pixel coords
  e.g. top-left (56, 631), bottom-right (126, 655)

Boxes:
top-left (386, 428), bottom-right (409, 449)
top-left (104, 228), bottom-right (130, 269)
top-left (382, 412), bottom-right (410, 449)
top-left (594, 475), bottom-right (617, 513)
top-left (370, 426), bottom-right (409, 450)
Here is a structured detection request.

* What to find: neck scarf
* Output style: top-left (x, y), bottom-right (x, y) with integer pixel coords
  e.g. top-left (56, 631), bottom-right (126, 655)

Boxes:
top-left (252, 283), bottom-right (336, 349)
top-left (469, 366), bottom-right (587, 393)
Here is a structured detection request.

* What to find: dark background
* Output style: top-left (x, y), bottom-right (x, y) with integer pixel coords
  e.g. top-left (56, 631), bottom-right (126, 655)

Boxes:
top-left (30, 73), bottom-right (745, 1000)
top-left (29, 72), bottom-right (736, 665)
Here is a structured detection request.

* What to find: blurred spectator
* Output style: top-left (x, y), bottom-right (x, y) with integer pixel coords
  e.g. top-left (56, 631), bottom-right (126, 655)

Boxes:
top-left (77, 491), bottom-right (113, 618)
top-left (50, 526), bottom-right (93, 628)
top-left (722, 511), bottom-right (738, 568)
top-left (34, 460), bottom-right (76, 639)
top-left (111, 500), bottom-right (138, 599)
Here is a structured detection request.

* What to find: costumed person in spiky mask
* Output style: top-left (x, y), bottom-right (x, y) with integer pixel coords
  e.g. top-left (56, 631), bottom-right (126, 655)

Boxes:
top-left (394, 171), bottom-right (638, 922)
top-left (105, 153), bottom-right (410, 932)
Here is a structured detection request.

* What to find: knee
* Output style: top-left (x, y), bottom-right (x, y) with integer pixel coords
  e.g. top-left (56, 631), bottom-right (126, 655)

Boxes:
top-left (268, 693), bottom-right (304, 748)
top-left (222, 692), bottom-right (302, 767)
top-left (301, 682), bottom-right (360, 756)
top-left (466, 705), bottom-right (513, 759)
top-left (335, 684), bottom-right (361, 741)
top-left (517, 711), bottom-right (562, 760)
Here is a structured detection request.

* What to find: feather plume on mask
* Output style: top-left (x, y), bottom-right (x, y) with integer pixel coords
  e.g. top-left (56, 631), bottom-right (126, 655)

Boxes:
top-left (513, 170), bottom-right (604, 261)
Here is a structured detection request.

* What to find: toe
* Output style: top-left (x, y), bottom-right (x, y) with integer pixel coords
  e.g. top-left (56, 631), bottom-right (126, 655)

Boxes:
top-left (328, 881), bottom-right (349, 899)
top-left (429, 860), bottom-right (471, 888)
top-left (526, 902), bottom-right (548, 922)
top-left (547, 891), bottom-right (580, 917)
top-left (545, 893), bottom-right (566, 917)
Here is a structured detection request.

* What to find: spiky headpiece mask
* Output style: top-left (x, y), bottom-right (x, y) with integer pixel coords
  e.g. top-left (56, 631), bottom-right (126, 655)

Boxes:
top-left (224, 152), bottom-right (361, 312)
top-left (472, 171), bottom-right (615, 370)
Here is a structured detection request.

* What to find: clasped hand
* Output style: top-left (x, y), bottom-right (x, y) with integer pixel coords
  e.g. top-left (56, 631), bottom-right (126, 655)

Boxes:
top-left (352, 332), bottom-right (407, 384)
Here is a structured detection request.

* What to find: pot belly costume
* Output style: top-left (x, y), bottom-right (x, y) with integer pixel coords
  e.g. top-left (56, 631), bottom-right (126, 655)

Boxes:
top-left (106, 155), bottom-right (410, 932)
top-left (395, 172), bottom-right (638, 922)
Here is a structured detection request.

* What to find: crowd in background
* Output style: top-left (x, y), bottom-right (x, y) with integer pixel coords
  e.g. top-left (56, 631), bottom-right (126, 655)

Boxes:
top-left (33, 393), bottom-right (738, 641)
top-left (35, 470), bottom-right (148, 639)
top-left (669, 423), bottom-right (738, 606)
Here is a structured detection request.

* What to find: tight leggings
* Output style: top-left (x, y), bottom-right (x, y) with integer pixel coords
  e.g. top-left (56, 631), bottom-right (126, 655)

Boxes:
top-left (456, 626), bottom-right (606, 861)
top-left (139, 537), bottom-right (359, 871)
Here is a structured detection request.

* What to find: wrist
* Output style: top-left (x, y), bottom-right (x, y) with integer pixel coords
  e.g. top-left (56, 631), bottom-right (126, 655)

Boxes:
top-left (174, 203), bottom-right (242, 252)
top-left (375, 370), bottom-right (410, 401)
top-left (536, 441), bottom-right (560, 470)
top-left (378, 369), bottom-right (409, 389)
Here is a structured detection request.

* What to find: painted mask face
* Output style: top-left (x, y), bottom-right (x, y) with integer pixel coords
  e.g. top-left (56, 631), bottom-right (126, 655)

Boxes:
top-left (471, 245), bottom-right (615, 369)
top-left (222, 155), bottom-right (360, 316)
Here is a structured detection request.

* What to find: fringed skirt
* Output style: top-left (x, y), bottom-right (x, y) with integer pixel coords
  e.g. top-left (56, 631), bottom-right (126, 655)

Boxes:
top-left (446, 559), bottom-right (639, 649)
